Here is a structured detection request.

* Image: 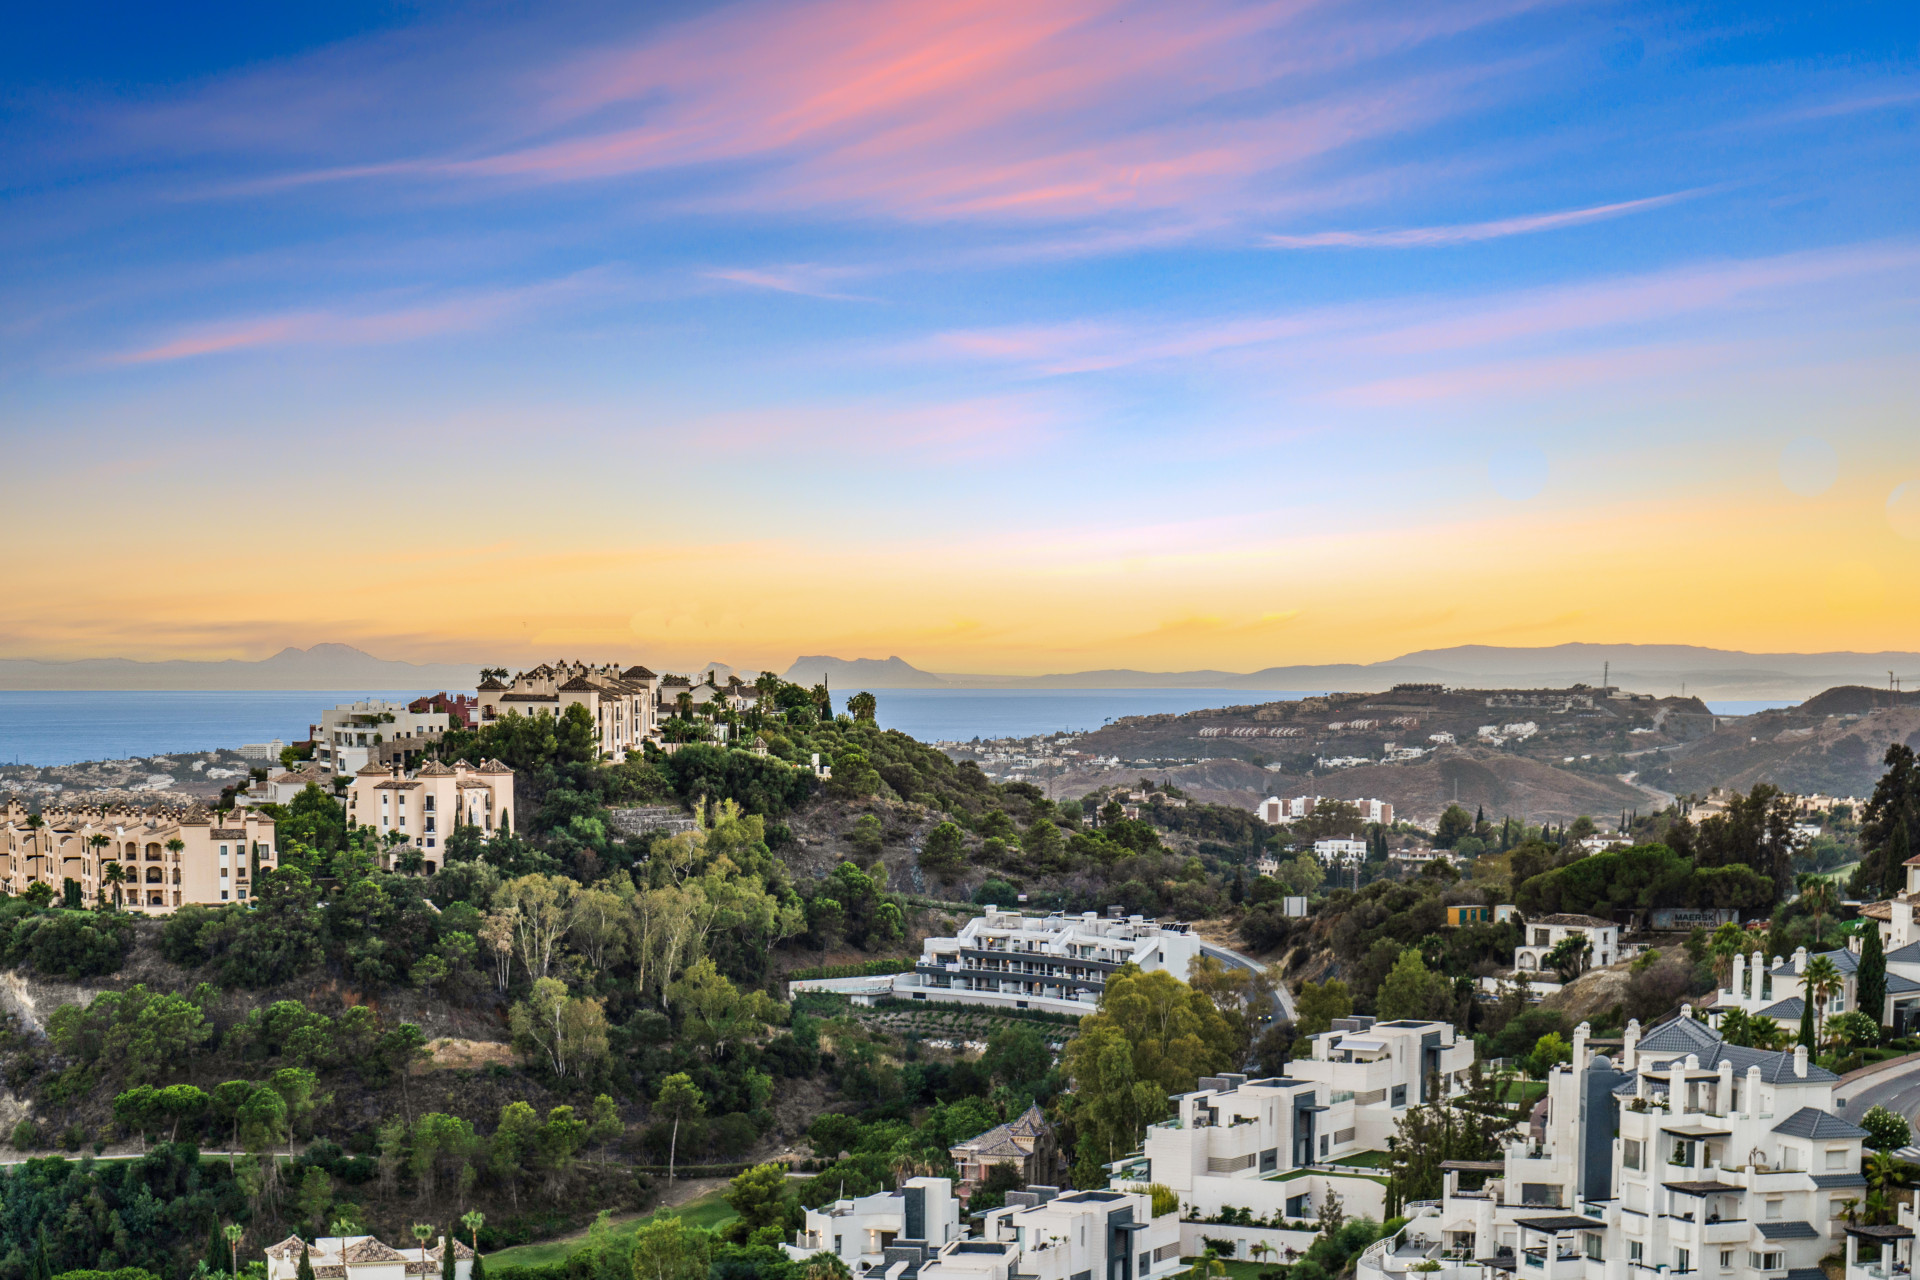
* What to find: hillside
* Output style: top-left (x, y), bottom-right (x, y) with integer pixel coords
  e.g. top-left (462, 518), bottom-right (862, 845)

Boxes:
top-left (1645, 688), bottom-right (1920, 798)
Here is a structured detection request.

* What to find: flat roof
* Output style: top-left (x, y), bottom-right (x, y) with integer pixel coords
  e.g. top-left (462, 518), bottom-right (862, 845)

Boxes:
top-left (1516, 1216), bottom-right (1603, 1233)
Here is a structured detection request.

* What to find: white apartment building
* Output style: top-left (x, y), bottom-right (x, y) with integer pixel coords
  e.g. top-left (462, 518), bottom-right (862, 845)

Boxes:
top-left (345, 759), bottom-right (515, 870)
top-left (311, 699), bottom-right (451, 775)
top-left (1438, 1010), bottom-right (1865, 1280)
top-left (1257, 796), bottom-right (1394, 826)
top-left (477, 661), bottom-right (659, 758)
top-left (926, 1186), bottom-right (1181, 1280)
top-left (883, 908), bottom-right (1209, 1017)
top-left (1316, 838), bottom-right (1369, 863)
top-left (1714, 944), bottom-right (1920, 1036)
top-left (789, 1177), bottom-right (961, 1274)
top-left (1115, 1019), bottom-right (1472, 1226)
top-left (1515, 915), bottom-right (1622, 974)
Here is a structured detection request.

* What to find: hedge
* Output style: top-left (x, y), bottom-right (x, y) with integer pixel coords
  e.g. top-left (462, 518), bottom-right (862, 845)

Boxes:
top-left (786, 959), bottom-right (917, 981)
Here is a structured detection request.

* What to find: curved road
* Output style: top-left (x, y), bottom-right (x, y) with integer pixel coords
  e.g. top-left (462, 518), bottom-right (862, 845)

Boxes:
top-left (1199, 940), bottom-right (1298, 1022)
top-left (1834, 1054), bottom-right (1920, 1155)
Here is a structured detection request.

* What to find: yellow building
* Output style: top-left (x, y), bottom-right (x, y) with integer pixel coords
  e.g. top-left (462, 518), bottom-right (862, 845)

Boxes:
top-left (476, 661), bottom-right (658, 759)
top-left (0, 798), bottom-right (277, 911)
top-left (345, 759), bottom-right (515, 872)
top-left (1446, 903), bottom-right (1494, 926)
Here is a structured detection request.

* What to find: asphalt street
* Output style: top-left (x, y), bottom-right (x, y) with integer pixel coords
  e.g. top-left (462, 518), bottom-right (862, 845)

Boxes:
top-left (1834, 1055), bottom-right (1920, 1136)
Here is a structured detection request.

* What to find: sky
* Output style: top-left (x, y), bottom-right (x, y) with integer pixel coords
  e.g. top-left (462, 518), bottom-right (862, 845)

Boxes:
top-left (2, 0), bottom-right (1918, 677)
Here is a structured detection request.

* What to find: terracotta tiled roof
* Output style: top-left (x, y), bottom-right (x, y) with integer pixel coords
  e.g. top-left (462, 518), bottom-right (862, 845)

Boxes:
top-left (1862, 901), bottom-right (1895, 921)
top-left (314, 1267), bottom-right (346, 1278)
top-left (478, 677), bottom-right (507, 691)
top-left (342, 1239), bottom-right (410, 1263)
top-left (416, 761), bottom-right (456, 777)
top-left (265, 1236), bottom-right (310, 1260)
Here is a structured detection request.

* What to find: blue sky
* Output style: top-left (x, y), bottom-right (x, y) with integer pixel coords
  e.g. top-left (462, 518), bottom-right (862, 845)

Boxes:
top-left (2, 0), bottom-right (1917, 673)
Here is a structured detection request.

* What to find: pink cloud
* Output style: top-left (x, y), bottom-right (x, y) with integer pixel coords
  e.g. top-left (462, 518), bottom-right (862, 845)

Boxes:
top-left (1263, 189), bottom-right (1702, 248)
top-left (212, 0), bottom-right (1555, 225)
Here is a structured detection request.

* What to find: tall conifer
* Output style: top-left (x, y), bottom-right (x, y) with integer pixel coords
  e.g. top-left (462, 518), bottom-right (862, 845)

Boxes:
top-left (1859, 924), bottom-right (1889, 1033)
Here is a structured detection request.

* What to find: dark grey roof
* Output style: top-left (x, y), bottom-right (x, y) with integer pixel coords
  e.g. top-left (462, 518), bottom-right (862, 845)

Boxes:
top-left (1756, 1222), bottom-right (1821, 1241)
top-left (1772, 1107), bottom-right (1870, 1140)
top-left (1885, 941), bottom-right (1920, 964)
top-left (1638, 1015), bottom-right (1723, 1055)
top-left (1789, 1269), bottom-right (1830, 1280)
top-left (1771, 948), bottom-right (1857, 977)
top-left (1761, 997), bottom-right (1807, 1018)
top-left (1811, 1172), bottom-right (1868, 1188)
top-left (1665, 1181), bottom-right (1744, 1196)
top-left (1887, 973), bottom-right (1920, 995)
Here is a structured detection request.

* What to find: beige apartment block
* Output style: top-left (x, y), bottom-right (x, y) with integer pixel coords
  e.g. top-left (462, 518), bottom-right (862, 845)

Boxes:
top-left (0, 798), bottom-right (277, 911)
top-left (476, 660), bottom-right (659, 759)
top-left (345, 759), bottom-right (515, 872)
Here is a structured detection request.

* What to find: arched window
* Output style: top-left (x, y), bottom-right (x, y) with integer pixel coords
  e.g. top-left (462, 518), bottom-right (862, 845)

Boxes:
top-left (146, 867), bottom-right (163, 883)
top-left (146, 843), bottom-right (162, 860)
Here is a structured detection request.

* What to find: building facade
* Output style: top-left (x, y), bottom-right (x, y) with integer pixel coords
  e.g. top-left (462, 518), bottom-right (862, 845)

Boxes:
top-left (476, 661), bottom-right (660, 758)
top-left (949, 1105), bottom-right (1061, 1195)
top-left (311, 699), bottom-right (452, 776)
top-left (913, 1186), bottom-right (1182, 1280)
top-left (0, 799), bottom-right (276, 911)
top-left (345, 759), bottom-right (515, 869)
top-left (1516, 915), bottom-right (1622, 973)
top-left (1257, 796), bottom-right (1394, 826)
top-left (882, 908), bottom-right (1210, 1016)
top-left (1437, 1011), bottom-right (1864, 1280)
top-left (790, 1177), bottom-right (962, 1274)
top-left (264, 1234), bottom-right (473, 1280)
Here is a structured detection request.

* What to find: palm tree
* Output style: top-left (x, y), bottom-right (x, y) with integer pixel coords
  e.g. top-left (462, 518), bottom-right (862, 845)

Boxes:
top-left (103, 861), bottom-right (126, 908)
top-left (1798, 874), bottom-right (1840, 947)
top-left (87, 833), bottom-right (111, 901)
top-left (223, 1224), bottom-right (243, 1277)
top-left (1802, 954), bottom-right (1844, 1048)
top-left (460, 1211), bottom-right (485, 1258)
top-left (411, 1224), bottom-right (434, 1265)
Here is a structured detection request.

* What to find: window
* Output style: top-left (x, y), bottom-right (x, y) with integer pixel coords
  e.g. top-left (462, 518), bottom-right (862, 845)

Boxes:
top-left (237, 888), bottom-right (248, 899)
top-left (1585, 1235), bottom-right (1603, 1261)
top-left (221, 891), bottom-right (230, 901)
top-left (1392, 1085), bottom-right (1407, 1107)
top-left (1624, 1140), bottom-right (1642, 1171)
top-left (1720, 1253), bottom-right (1733, 1271)
top-left (1675, 1249), bottom-right (1690, 1274)
top-left (1320, 1135), bottom-right (1329, 1157)
top-left (1628, 1243), bottom-right (1643, 1264)
top-left (1765, 1199), bottom-right (1782, 1221)
top-left (1750, 1254), bottom-right (1783, 1272)
top-left (1827, 1148), bottom-right (1850, 1169)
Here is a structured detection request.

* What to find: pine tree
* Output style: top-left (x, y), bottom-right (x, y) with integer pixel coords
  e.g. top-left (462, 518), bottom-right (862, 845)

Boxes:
top-left (471, 1254), bottom-right (488, 1280)
top-left (1860, 924), bottom-right (1889, 1033)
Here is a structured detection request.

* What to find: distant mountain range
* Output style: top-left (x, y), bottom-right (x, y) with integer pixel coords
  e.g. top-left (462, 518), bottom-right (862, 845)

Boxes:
top-left (8, 641), bottom-right (1918, 700)
top-left (0, 645), bottom-right (480, 691)
top-left (788, 643), bottom-right (1920, 700)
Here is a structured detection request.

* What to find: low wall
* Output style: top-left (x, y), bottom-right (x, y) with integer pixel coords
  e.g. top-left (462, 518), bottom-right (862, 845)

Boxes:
top-left (1182, 1171), bottom-right (1390, 1226)
top-left (1179, 1223), bottom-right (1319, 1262)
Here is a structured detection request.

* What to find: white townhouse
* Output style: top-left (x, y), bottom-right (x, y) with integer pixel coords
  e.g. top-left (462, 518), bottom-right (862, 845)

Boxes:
top-left (1114, 1018), bottom-right (1473, 1227)
top-left (1438, 1009), bottom-right (1866, 1280)
top-left (1713, 943), bottom-right (1920, 1036)
top-left (1516, 915), bottom-right (1622, 974)
top-left (788, 1177), bottom-right (962, 1275)
top-left (265, 1235), bottom-right (473, 1280)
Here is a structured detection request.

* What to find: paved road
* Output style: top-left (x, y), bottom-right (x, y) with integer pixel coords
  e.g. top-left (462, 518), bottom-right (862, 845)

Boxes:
top-left (1834, 1056), bottom-right (1920, 1132)
top-left (1199, 940), bottom-right (1298, 1021)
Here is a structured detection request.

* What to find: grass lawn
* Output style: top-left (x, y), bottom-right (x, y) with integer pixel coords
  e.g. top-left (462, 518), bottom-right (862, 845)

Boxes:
top-left (488, 1186), bottom-right (738, 1270)
top-left (1334, 1150), bottom-right (1391, 1169)
top-left (1183, 1260), bottom-right (1271, 1280)
top-left (1499, 1080), bottom-right (1548, 1104)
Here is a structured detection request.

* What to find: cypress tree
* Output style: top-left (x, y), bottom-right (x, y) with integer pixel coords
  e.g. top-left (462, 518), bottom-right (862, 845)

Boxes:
top-left (207, 1218), bottom-right (229, 1276)
top-left (299, 1247), bottom-right (316, 1280)
top-left (1860, 924), bottom-right (1889, 1034)
top-left (471, 1254), bottom-right (488, 1280)
top-left (1798, 993), bottom-right (1816, 1050)
top-left (36, 1225), bottom-right (55, 1280)
top-left (1889, 818), bottom-right (1913, 901)
top-left (442, 1231), bottom-right (456, 1280)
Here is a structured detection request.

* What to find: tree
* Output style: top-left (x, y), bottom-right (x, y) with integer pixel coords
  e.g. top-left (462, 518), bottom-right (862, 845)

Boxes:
top-left (1802, 954), bottom-right (1843, 1047)
top-left (223, 1225), bottom-right (243, 1277)
top-left (1856, 745), bottom-right (1920, 899)
top-left (1544, 935), bottom-right (1592, 983)
top-left (298, 1245), bottom-right (317, 1280)
top-left (1528, 1032), bottom-right (1571, 1078)
top-left (1708, 923), bottom-right (1748, 986)
top-left (1861, 1105), bottom-right (1913, 1152)
top-left (411, 1224), bottom-right (434, 1265)
top-left (158, 1083), bottom-right (209, 1142)
top-left (1294, 980), bottom-right (1353, 1037)
top-left (1434, 805), bottom-right (1473, 850)
top-left (725, 1163), bottom-right (794, 1238)
top-left (847, 692), bottom-right (878, 724)
top-left (461, 1211), bottom-right (486, 1257)
top-left (1796, 875), bottom-right (1840, 948)
top-left (588, 1094), bottom-right (622, 1165)
top-left (918, 822), bottom-right (968, 876)
top-left (630, 1213), bottom-right (713, 1280)
top-left (1859, 924), bottom-right (1888, 1030)
top-left (656, 1074), bottom-right (705, 1187)
top-left (1376, 951), bottom-right (1452, 1022)
top-left (298, 1167), bottom-right (334, 1232)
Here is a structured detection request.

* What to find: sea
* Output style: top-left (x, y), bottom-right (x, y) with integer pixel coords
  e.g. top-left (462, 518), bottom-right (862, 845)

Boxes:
top-left (0, 688), bottom-right (1798, 767)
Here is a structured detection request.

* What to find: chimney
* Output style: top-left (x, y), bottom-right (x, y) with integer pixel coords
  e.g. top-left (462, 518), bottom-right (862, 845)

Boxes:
top-left (1793, 1044), bottom-right (1808, 1078)
top-left (1793, 946), bottom-right (1808, 974)
top-left (1572, 1021), bottom-right (1590, 1069)
top-left (1730, 951), bottom-right (1746, 997)
top-left (1681, 1003), bottom-right (1693, 1022)
top-left (1718, 1058), bottom-right (1735, 1117)
top-left (1622, 1019), bottom-right (1641, 1071)
top-left (1745, 1063), bottom-right (1762, 1118)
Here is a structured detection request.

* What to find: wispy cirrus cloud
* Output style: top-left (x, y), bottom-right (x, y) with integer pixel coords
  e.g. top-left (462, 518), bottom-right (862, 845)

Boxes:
top-left (706, 266), bottom-right (878, 302)
top-left (1263, 189), bottom-right (1702, 248)
top-left (108, 272), bottom-right (605, 364)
